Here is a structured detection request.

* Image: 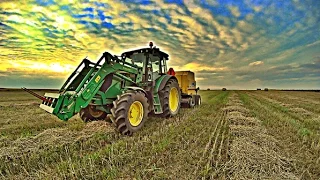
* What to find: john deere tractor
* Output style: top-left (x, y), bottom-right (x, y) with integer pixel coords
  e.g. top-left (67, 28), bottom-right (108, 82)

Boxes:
top-left (37, 42), bottom-right (181, 135)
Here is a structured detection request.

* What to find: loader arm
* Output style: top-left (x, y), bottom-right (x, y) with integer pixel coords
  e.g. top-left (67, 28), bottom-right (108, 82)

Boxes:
top-left (40, 52), bottom-right (142, 121)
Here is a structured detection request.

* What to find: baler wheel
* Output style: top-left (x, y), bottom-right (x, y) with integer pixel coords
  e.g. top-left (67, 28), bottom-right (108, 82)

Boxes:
top-left (159, 79), bottom-right (181, 118)
top-left (110, 91), bottom-right (149, 136)
top-left (188, 97), bottom-right (195, 108)
top-left (194, 95), bottom-right (201, 106)
top-left (79, 105), bottom-right (107, 122)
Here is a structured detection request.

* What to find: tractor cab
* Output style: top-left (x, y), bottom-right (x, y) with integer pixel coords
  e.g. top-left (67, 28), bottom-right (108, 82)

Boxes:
top-left (121, 42), bottom-right (169, 82)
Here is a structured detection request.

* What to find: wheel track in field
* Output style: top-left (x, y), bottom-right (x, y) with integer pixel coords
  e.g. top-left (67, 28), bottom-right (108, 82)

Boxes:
top-left (195, 92), bottom-right (259, 179)
top-left (193, 103), bottom-right (230, 178)
top-left (205, 110), bottom-right (227, 170)
top-left (215, 114), bottom-right (229, 168)
top-left (201, 93), bottom-right (253, 178)
top-left (120, 92), bottom-right (231, 179)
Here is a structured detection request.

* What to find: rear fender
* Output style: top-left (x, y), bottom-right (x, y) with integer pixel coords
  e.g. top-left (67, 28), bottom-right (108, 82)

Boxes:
top-left (154, 75), bottom-right (178, 93)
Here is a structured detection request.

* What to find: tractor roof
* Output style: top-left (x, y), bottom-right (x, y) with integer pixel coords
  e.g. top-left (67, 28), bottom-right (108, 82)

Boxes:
top-left (121, 47), bottom-right (169, 60)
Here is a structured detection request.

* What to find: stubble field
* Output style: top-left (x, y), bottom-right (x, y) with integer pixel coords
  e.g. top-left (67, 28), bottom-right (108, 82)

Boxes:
top-left (0, 90), bottom-right (319, 179)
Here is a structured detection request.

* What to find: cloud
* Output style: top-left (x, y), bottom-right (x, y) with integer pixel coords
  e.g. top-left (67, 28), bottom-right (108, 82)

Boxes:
top-left (237, 59), bottom-right (320, 82)
top-left (229, 6), bottom-right (241, 18)
top-left (0, 0), bottom-right (319, 89)
top-left (172, 62), bottom-right (228, 72)
top-left (195, 77), bottom-right (206, 81)
top-left (307, 40), bottom-right (320, 47)
top-left (249, 61), bottom-right (264, 66)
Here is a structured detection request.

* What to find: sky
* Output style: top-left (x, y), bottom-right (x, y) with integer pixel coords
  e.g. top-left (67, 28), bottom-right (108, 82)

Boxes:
top-left (0, 0), bottom-right (319, 90)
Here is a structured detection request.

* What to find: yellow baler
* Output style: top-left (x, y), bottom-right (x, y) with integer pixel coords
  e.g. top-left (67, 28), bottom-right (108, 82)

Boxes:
top-left (175, 71), bottom-right (201, 108)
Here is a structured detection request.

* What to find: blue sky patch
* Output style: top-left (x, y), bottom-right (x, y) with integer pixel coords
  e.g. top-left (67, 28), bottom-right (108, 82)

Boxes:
top-left (35, 0), bottom-right (55, 6)
top-left (164, 0), bottom-right (184, 6)
top-left (102, 22), bottom-right (114, 29)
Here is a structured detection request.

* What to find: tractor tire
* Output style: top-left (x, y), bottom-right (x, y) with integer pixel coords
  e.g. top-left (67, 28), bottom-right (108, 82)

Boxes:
top-left (80, 105), bottom-right (107, 122)
top-left (110, 91), bottom-right (149, 136)
top-left (159, 79), bottom-right (181, 118)
top-left (194, 95), bottom-right (201, 106)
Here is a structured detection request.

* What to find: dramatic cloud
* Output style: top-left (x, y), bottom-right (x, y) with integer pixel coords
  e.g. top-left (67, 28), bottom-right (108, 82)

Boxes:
top-left (0, 0), bottom-right (319, 89)
top-left (249, 61), bottom-right (264, 66)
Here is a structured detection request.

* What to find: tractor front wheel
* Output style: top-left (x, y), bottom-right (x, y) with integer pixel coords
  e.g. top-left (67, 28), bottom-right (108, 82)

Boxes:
top-left (159, 79), bottom-right (181, 118)
top-left (111, 91), bottom-right (149, 136)
top-left (79, 105), bottom-right (107, 122)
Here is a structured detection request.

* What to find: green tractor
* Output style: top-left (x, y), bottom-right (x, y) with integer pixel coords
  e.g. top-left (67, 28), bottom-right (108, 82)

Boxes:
top-left (38, 42), bottom-right (181, 135)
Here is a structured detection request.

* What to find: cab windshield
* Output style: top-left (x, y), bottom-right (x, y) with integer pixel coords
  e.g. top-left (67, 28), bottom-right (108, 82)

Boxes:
top-left (152, 61), bottom-right (160, 73)
top-left (129, 53), bottom-right (145, 67)
top-left (125, 57), bottom-right (143, 67)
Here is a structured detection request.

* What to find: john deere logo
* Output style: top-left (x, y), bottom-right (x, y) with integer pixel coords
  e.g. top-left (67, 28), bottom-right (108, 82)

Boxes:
top-left (95, 75), bottom-right (101, 83)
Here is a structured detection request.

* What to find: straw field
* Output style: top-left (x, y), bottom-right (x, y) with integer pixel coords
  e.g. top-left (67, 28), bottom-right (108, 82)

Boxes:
top-left (0, 89), bottom-right (319, 179)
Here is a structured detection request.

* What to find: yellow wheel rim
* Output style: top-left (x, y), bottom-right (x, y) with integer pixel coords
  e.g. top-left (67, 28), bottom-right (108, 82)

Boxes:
top-left (169, 87), bottom-right (179, 112)
top-left (128, 101), bottom-right (144, 127)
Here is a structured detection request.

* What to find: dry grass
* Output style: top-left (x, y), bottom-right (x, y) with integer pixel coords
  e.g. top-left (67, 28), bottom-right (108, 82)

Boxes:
top-left (289, 107), bottom-right (313, 116)
top-left (229, 125), bottom-right (262, 137)
top-left (225, 137), bottom-right (297, 180)
top-left (0, 121), bottom-right (113, 158)
top-left (0, 90), bottom-right (319, 179)
top-left (223, 105), bottom-right (250, 114)
top-left (227, 113), bottom-right (259, 126)
top-left (224, 93), bottom-right (297, 179)
top-left (242, 91), bottom-right (320, 178)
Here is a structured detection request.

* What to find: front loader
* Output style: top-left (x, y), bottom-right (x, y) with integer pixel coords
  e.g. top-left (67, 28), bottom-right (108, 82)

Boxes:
top-left (29, 42), bottom-right (181, 136)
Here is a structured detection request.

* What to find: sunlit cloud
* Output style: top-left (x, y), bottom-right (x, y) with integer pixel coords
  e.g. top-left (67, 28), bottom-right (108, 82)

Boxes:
top-left (249, 61), bottom-right (264, 66)
top-left (172, 62), bottom-right (228, 72)
top-left (0, 0), bottom-right (319, 89)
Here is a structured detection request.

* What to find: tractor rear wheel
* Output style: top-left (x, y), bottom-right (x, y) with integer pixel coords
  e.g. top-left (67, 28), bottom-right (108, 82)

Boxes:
top-left (80, 105), bottom-right (107, 122)
top-left (159, 79), bottom-right (181, 118)
top-left (111, 91), bottom-right (149, 136)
